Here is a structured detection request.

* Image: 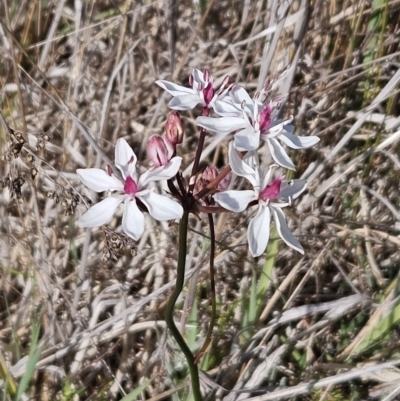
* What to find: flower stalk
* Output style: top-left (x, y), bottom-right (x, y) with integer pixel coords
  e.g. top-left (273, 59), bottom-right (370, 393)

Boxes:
top-left (165, 210), bottom-right (203, 401)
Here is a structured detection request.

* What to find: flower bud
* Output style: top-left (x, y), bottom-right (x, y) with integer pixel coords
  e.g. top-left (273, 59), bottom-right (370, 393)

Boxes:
top-left (148, 135), bottom-right (174, 167)
top-left (165, 112), bottom-right (184, 145)
top-left (202, 166), bottom-right (218, 182)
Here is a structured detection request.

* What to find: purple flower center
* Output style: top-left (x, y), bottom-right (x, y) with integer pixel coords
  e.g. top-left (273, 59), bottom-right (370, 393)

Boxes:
top-left (203, 82), bottom-right (215, 105)
top-left (259, 178), bottom-right (282, 201)
top-left (124, 176), bottom-right (138, 196)
top-left (259, 106), bottom-right (272, 132)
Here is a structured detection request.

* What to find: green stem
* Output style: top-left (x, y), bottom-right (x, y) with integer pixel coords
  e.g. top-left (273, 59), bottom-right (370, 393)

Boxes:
top-left (165, 211), bottom-right (203, 401)
top-left (195, 213), bottom-right (216, 363)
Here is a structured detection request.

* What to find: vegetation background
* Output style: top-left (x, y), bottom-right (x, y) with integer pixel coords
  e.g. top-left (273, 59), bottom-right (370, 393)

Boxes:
top-left (1, 0), bottom-right (400, 400)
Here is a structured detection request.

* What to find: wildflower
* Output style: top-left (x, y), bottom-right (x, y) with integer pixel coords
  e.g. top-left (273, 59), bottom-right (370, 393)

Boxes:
top-left (156, 69), bottom-right (231, 111)
top-left (213, 142), bottom-right (306, 257)
top-left (196, 86), bottom-right (319, 169)
top-left (77, 138), bottom-right (183, 240)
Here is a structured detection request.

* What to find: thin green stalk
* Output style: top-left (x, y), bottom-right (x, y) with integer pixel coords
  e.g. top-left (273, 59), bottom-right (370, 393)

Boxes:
top-left (195, 213), bottom-right (216, 363)
top-left (165, 211), bottom-right (202, 401)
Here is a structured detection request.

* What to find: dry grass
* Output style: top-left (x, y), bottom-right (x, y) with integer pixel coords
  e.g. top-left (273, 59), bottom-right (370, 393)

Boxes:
top-left (1, 0), bottom-right (400, 400)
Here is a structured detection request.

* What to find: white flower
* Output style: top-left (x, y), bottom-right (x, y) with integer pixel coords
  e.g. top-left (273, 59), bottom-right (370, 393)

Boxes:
top-left (196, 86), bottom-right (320, 170)
top-left (76, 138), bottom-right (183, 240)
top-left (156, 69), bottom-right (230, 111)
top-left (213, 142), bottom-right (307, 257)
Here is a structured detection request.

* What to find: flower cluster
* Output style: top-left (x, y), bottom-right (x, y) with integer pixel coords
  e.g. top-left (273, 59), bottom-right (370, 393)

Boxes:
top-left (76, 68), bottom-right (319, 257)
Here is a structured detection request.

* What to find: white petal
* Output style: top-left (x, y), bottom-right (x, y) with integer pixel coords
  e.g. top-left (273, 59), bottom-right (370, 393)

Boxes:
top-left (248, 205), bottom-right (271, 257)
top-left (77, 169), bottom-right (124, 192)
top-left (228, 142), bottom-right (259, 188)
top-left (212, 99), bottom-right (241, 116)
top-left (279, 180), bottom-right (307, 201)
top-left (169, 94), bottom-right (202, 110)
top-left (279, 132), bottom-right (320, 149)
top-left (139, 157), bottom-right (182, 187)
top-left (213, 190), bottom-right (256, 212)
top-left (243, 150), bottom-right (261, 170)
top-left (233, 126), bottom-right (260, 151)
top-left (196, 116), bottom-right (248, 134)
top-left (192, 69), bottom-right (206, 86)
top-left (263, 119), bottom-right (290, 139)
top-left (260, 166), bottom-right (274, 190)
top-left (270, 207), bottom-right (304, 254)
top-left (115, 138), bottom-right (137, 180)
top-left (138, 192), bottom-right (183, 221)
top-left (155, 80), bottom-right (194, 96)
top-left (267, 138), bottom-right (296, 170)
top-left (78, 196), bottom-right (123, 227)
top-left (122, 199), bottom-right (145, 240)
top-left (229, 86), bottom-right (253, 107)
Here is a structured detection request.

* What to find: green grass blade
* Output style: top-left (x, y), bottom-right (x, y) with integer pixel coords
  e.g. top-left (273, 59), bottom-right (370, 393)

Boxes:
top-left (257, 233), bottom-right (278, 316)
top-left (15, 322), bottom-right (42, 401)
top-left (14, 347), bottom-right (43, 401)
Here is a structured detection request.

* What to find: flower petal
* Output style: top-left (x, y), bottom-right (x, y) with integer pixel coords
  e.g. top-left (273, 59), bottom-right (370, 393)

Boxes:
top-left (212, 99), bottom-right (241, 116)
top-left (78, 196), bottom-right (123, 227)
top-left (228, 142), bottom-right (259, 187)
top-left (138, 192), bottom-right (183, 221)
top-left (213, 190), bottom-right (256, 212)
top-left (122, 199), bottom-right (145, 240)
top-left (279, 180), bottom-right (307, 201)
top-left (115, 138), bottom-right (137, 180)
top-left (229, 85), bottom-right (253, 107)
top-left (155, 80), bottom-right (194, 96)
top-left (279, 131), bottom-right (320, 149)
top-left (266, 138), bottom-right (295, 170)
top-left (233, 126), bottom-right (260, 151)
top-left (192, 69), bottom-right (206, 86)
top-left (270, 207), bottom-right (304, 254)
top-left (196, 116), bottom-right (248, 134)
top-left (248, 205), bottom-right (271, 257)
top-left (77, 169), bottom-right (124, 192)
top-left (139, 156), bottom-right (182, 186)
top-left (169, 94), bottom-right (202, 110)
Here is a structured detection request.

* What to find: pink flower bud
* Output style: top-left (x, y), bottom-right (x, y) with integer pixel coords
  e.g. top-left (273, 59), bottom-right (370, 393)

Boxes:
top-left (148, 135), bottom-right (174, 167)
top-left (165, 112), bottom-right (184, 145)
top-left (202, 166), bottom-right (218, 182)
top-left (217, 171), bottom-right (231, 192)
